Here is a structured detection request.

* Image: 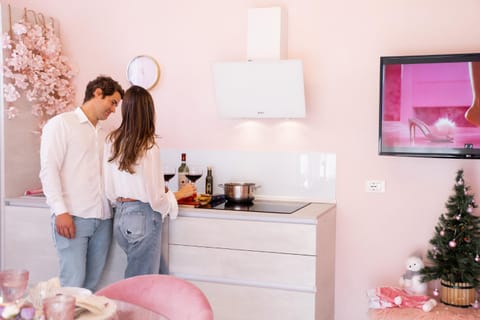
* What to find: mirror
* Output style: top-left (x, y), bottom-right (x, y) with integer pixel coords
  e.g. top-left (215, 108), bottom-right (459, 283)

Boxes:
top-left (126, 55), bottom-right (160, 90)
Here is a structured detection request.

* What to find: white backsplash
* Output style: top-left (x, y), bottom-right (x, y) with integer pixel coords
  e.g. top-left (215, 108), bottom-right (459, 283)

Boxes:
top-left (160, 149), bottom-right (336, 203)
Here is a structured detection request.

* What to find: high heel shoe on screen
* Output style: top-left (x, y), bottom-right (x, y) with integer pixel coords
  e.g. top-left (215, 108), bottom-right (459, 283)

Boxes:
top-left (408, 118), bottom-right (454, 144)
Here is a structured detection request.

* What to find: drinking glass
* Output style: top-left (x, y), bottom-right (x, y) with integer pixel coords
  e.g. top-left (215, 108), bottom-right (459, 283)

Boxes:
top-left (163, 164), bottom-right (175, 188)
top-left (0, 269), bottom-right (29, 303)
top-left (186, 165), bottom-right (203, 198)
top-left (42, 295), bottom-right (76, 320)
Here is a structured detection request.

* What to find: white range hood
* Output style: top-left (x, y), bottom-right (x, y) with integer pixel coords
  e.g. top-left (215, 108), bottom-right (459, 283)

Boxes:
top-left (212, 7), bottom-right (306, 119)
top-left (212, 60), bottom-right (305, 118)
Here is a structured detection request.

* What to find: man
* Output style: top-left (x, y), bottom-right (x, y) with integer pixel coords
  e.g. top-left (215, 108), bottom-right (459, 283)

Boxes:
top-left (39, 75), bottom-right (124, 291)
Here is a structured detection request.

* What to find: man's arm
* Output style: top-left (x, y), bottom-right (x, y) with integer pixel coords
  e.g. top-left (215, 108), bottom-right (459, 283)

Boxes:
top-left (39, 118), bottom-right (75, 238)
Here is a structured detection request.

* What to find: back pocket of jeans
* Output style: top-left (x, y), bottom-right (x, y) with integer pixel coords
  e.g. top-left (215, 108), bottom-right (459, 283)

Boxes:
top-left (119, 211), bottom-right (146, 243)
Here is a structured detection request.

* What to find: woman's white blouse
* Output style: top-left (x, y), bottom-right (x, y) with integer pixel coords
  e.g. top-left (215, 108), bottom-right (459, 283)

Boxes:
top-left (103, 140), bottom-right (178, 220)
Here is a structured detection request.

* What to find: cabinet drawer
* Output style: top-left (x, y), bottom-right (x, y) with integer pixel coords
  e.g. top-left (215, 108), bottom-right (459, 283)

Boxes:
top-left (190, 280), bottom-right (315, 320)
top-left (169, 217), bottom-right (316, 255)
top-left (169, 245), bottom-right (316, 289)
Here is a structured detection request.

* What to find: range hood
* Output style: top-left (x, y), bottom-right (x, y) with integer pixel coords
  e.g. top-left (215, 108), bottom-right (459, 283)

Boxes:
top-left (212, 7), bottom-right (306, 119)
top-left (212, 60), bottom-right (305, 118)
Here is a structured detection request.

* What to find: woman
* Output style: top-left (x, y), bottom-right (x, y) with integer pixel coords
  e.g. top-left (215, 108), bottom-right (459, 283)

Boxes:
top-left (104, 85), bottom-right (195, 278)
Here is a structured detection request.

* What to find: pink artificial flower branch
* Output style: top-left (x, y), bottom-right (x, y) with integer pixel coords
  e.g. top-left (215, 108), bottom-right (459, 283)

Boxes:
top-left (3, 18), bottom-right (76, 131)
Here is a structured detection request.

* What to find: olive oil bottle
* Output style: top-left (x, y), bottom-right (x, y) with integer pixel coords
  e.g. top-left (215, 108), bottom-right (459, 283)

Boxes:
top-left (205, 167), bottom-right (213, 195)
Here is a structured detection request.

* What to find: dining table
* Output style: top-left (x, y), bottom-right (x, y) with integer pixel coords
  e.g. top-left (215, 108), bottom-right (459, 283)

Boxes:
top-left (19, 291), bottom-right (169, 320)
top-left (17, 298), bottom-right (169, 320)
top-left (10, 275), bottom-right (169, 320)
top-left (7, 275), bottom-right (172, 320)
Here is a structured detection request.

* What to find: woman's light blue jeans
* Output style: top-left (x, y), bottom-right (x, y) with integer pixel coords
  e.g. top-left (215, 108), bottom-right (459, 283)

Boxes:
top-left (113, 201), bottom-right (164, 278)
top-left (52, 216), bottom-right (112, 292)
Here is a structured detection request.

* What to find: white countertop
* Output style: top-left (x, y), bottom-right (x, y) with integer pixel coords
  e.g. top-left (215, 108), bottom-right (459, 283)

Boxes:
top-left (4, 196), bottom-right (335, 224)
top-left (178, 202), bottom-right (335, 224)
top-left (5, 195), bottom-right (48, 208)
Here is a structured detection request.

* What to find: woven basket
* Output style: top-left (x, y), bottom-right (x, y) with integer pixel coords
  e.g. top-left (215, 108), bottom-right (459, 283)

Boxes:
top-left (440, 280), bottom-right (475, 307)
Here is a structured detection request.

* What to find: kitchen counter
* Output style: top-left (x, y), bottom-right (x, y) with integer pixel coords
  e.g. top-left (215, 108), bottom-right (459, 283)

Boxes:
top-left (179, 202), bottom-right (334, 224)
top-left (3, 196), bottom-right (335, 319)
top-left (170, 202), bottom-right (336, 320)
top-left (5, 196), bottom-right (334, 225)
top-left (5, 195), bottom-right (48, 208)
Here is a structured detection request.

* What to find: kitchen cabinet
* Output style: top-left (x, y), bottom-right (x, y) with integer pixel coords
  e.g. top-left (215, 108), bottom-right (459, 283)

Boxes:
top-left (2, 198), bottom-right (128, 288)
top-left (3, 205), bottom-right (58, 285)
top-left (169, 203), bottom-right (336, 320)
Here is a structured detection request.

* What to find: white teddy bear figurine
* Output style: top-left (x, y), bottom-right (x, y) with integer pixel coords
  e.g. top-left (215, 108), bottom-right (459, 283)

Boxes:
top-left (395, 256), bottom-right (437, 312)
top-left (399, 256), bottom-right (428, 295)
top-left (368, 256), bottom-right (438, 312)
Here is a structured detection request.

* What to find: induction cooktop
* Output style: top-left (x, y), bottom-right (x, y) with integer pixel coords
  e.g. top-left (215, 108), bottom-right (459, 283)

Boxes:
top-left (209, 199), bottom-right (310, 214)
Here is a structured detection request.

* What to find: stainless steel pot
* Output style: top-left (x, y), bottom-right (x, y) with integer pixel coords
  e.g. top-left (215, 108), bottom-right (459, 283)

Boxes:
top-left (218, 183), bottom-right (261, 203)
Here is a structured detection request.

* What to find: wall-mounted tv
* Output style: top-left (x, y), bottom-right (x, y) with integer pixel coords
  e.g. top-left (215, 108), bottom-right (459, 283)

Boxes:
top-left (379, 53), bottom-right (480, 159)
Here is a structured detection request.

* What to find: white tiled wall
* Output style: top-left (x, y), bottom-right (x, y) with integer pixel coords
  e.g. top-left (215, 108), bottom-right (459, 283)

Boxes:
top-left (160, 149), bottom-right (336, 203)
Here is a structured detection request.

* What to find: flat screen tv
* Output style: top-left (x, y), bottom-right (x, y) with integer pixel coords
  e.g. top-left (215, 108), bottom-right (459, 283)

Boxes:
top-left (379, 52), bottom-right (480, 159)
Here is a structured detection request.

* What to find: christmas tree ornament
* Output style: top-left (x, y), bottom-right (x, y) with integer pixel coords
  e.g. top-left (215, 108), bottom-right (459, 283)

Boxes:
top-left (472, 299), bottom-right (480, 309)
top-left (440, 229), bottom-right (445, 236)
top-left (475, 254), bottom-right (480, 262)
top-left (458, 179), bottom-right (464, 185)
top-left (468, 206), bottom-right (473, 214)
top-left (449, 240), bottom-right (457, 248)
top-left (456, 214), bottom-right (462, 220)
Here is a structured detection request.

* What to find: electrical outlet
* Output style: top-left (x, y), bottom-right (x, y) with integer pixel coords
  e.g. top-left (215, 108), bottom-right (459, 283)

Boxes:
top-left (365, 180), bottom-right (385, 193)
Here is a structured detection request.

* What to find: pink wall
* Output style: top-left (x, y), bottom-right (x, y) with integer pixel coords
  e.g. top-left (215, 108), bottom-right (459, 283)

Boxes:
top-left (4, 1), bottom-right (480, 319)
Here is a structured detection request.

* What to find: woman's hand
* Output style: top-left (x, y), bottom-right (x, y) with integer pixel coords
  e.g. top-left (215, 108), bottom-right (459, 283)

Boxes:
top-left (174, 183), bottom-right (196, 200)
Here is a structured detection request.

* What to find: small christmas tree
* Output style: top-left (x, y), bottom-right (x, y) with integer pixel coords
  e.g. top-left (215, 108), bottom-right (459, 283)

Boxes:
top-left (421, 169), bottom-right (480, 288)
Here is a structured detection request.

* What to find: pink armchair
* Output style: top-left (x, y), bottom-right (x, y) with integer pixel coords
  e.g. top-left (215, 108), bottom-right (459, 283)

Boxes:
top-left (95, 274), bottom-right (214, 320)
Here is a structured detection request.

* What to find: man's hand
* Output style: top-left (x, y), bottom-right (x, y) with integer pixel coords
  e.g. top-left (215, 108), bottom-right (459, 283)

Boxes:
top-left (55, 213), bottom-right (75, 239)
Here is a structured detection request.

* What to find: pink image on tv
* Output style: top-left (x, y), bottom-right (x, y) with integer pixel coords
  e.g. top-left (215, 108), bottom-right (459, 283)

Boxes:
top-left (380, 58), bottom-right (480, 156)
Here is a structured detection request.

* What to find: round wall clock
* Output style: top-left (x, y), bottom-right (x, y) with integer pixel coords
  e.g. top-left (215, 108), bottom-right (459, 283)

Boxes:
top-left (126, 55), bottom-right (160, 90)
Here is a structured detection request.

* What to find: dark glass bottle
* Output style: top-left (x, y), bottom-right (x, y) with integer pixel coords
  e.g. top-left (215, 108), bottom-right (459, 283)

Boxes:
top-left (177, 153), bottom-right (189, 189)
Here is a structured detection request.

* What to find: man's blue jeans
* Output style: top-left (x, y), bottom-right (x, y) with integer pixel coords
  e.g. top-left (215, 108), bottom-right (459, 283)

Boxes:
top-left (52, 216), bottom-right (112, 292)
top-left (113, 201), bottom-right (164, 278)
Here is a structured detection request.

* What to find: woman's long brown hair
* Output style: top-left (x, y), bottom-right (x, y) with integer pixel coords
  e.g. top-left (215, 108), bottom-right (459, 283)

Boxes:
top-left (107, 85), bottom-right (156, 174)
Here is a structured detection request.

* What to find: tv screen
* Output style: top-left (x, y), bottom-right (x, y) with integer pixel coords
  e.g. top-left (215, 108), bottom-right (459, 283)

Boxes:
top-left (379, 53), bottom-right (480, 159)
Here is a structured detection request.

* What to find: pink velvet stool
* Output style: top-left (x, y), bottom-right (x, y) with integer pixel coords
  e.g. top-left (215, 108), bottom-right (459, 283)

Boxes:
top-left (96, 274), bottom-right (213, 320)
top-left (369, 303), bottom-right (480, 320)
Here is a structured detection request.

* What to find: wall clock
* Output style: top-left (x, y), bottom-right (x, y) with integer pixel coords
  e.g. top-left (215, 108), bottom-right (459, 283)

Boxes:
top-left (126, 55), bottom-right (160, 90)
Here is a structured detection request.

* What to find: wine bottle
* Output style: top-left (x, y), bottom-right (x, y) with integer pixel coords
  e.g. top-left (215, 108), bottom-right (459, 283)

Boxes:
top-left (205, 166), bottom-right (213, 195)
top-left (177, 153), bottom-right (189, 190)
